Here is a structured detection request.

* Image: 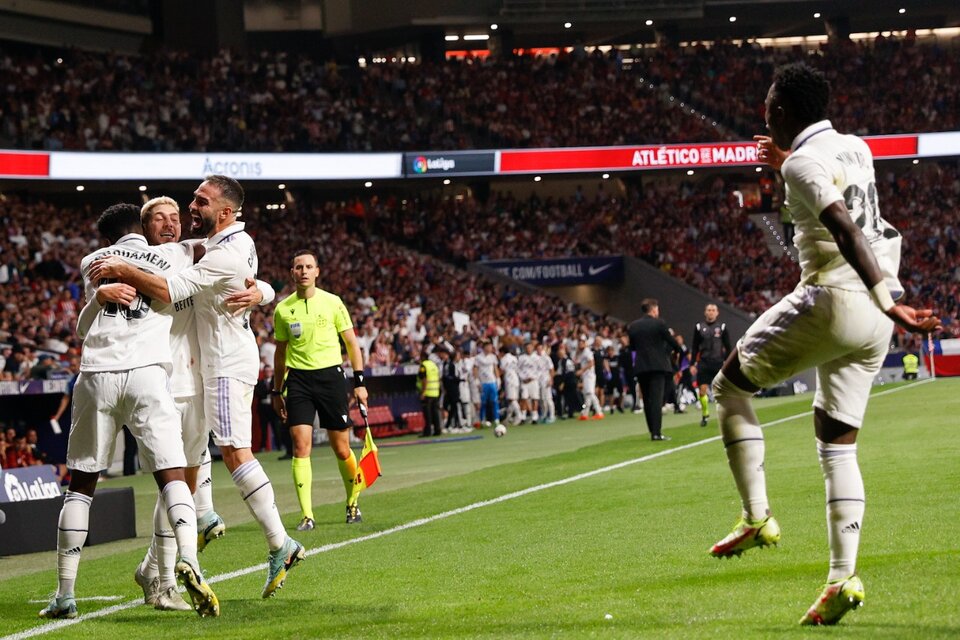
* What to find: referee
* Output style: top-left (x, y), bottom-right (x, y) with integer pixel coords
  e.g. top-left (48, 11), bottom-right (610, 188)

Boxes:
top-left (273, 250), bottom-right (368, 529)
top-left (691, 303), bottom-right (732, 427)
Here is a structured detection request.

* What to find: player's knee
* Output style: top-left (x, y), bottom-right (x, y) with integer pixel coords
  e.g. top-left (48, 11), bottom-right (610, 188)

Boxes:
top-left (713, 371), bottom-right (752, 403)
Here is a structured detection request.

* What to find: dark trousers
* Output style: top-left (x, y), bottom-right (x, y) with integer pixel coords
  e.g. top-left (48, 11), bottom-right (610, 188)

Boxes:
top-left (636, 372), bottom-right (669, 437)
top-left (422, 396), bottom-right (442, 436)
top-left (443, 389), bottom-right (461, 430)
top-left (561, 377), bottom-right (580, 418)
top-left (258, 405), bottom-right (289, 453)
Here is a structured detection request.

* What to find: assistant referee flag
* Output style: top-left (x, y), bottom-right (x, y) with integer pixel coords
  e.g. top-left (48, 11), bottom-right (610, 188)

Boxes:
top-left (353, 406), bottom-right (381, 496)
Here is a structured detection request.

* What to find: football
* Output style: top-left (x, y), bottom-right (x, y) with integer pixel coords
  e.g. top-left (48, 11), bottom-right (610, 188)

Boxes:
top-left (494, 424), bottom-right (507, 438)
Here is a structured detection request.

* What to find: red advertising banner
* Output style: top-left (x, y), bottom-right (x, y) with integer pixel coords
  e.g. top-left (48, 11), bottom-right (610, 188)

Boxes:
top-left (862, 134), bottom-right (918, 158)
top-left (0, 151), bottom-right (50, 178)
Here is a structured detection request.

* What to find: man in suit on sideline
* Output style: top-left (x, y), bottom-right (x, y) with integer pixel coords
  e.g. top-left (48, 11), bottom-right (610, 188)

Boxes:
top-left (627, 298), bottom-right (683, 441)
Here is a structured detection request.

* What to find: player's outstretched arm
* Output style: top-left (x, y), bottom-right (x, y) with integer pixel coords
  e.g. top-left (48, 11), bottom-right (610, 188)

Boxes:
top-left (224, 278), bottom-right (271, 314)
top-left (89, 256), bottom-right (172, 303)
top-left (754, 135), bottom-right (790, 171)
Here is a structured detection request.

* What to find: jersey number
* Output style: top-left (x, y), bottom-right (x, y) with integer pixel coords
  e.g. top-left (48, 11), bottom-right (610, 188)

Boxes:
top-left (843, 182), bottom-right (880, 236)
top-left (100, 278), bottom-right (152, 320)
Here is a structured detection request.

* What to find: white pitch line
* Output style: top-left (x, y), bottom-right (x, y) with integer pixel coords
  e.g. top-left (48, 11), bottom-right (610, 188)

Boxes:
top-left (26, 597), bottom-right (122, 604)
top-left (4, 380), bottom-right (932, 640)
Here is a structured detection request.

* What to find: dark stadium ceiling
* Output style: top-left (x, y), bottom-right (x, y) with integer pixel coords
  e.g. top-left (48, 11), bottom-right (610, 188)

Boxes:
top-left (422, 0), bottom-right (960, 47)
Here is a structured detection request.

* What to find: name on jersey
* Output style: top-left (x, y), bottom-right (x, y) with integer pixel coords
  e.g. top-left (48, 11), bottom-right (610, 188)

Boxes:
top-left (835, 151), bottom-right (867, 168)
top-left (95, 248), bottom-right (171, 271)
top-left (174, 297), bottom-right (194, 313)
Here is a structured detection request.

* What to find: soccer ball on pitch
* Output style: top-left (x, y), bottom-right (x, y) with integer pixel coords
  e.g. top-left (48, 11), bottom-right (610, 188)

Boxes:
top-left (494, 424), bottom-right (507, 438)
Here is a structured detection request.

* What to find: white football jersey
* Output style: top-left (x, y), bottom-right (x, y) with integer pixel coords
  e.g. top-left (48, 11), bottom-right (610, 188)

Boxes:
top-left (782, 120), bottom-right (903, 296)
top-left (166, 222), bottom-right (262, 385)
top-left (577, 348), bottom-right (596, 381)
top-left (536, 351), bottom-right (554, 384)
top-left (168, 293), bottom-right (202, 397)
top-left (455, 358), bottom-right (472, 401)
top-left (500, 352), bottom-right (519, 381)
top-left (79, 234), bottom-right (192, 373)
top-left (517, 353), bottom-right (538, 381)
top-left (475, 352), bottom-right (499, 384)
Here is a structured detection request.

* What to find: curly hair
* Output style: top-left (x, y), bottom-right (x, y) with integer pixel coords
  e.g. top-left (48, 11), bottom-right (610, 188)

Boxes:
top-left (97, 203), bottom-right (141, 243)
top-left (772, 62), bottom-right (830, 124)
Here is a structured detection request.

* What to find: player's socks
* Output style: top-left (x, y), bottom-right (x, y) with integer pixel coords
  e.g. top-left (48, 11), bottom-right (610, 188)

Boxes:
top-left (56, 490), bottom-right (91, 597)
top-left (817, 438), bottom-right (865, 581)
top-left (151, 491), bottom-right (178, 589)
top-left (291, 456), bottom-right (314, 521)
top-left (232, 460), bottom-right (286, 550)
top-left (715, 372), bottom-right (769, 520)
top-left (337, 451), bottom-right (358, 505)
top-left (193, 452), bottom-right (214, 520)
top-left (162, 480), bottom-right (199, 563)
top-left (700, 393), bottom-right (710, 417)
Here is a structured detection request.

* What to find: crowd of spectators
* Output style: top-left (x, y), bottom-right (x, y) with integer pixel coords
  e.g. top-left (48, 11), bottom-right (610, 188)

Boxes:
top-left (2, 33), bottom-right (958, 155)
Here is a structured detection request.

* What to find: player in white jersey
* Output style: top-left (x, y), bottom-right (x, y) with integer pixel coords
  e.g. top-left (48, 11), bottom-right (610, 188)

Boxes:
top-left (708, 63), bottom-right (939, 626)
top-left (40, 204), bottom-right (219, 620)
top-left (535, 343), bottom-right (556, 423)
top-left (575, 337), bottom-right (602, 420)
top-left (92, 176), bottom-right (305, 599)
top-left (454, 348), bottom-right (473, 431)
top-left (499, 346), bottom-right (522, 425)
top-left (517, 342), bottom-right (540, 423)
top-left (473, 342), bottom-right (502, 428)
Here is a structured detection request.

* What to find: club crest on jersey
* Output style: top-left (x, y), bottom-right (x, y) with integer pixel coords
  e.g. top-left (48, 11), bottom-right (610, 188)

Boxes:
top-left (290, 321), bottom-right (303, 338)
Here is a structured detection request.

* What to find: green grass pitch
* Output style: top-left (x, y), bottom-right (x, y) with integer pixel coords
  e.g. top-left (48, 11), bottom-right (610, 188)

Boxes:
top-left (1, 378), bottom-right (958, 639)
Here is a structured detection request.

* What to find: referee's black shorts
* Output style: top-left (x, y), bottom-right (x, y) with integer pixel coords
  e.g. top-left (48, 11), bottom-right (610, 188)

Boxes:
top-left (696, 363), bottom-right (722, 387)
top-left (284, 366), bottom-right (349, 431)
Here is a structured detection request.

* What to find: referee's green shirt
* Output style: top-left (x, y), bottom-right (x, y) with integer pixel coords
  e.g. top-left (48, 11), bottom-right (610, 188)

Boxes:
top-left (273, 289), bottom-right (353, 370)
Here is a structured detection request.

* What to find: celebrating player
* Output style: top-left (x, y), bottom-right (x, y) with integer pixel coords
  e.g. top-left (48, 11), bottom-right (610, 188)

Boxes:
top-left (709, 63), bottom-right (940, 625)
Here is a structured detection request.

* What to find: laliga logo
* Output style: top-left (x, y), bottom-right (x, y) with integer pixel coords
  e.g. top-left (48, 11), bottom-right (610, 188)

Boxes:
top-left (412, 156), bottom-right (456, 173)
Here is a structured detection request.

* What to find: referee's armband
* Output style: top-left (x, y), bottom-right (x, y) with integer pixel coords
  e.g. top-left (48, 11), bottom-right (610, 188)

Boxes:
top-left (353, 372), bottom-right (366, 389)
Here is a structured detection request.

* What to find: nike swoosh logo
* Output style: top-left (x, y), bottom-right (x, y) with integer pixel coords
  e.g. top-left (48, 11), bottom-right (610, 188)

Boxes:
top-left (588, 264), bottom-right (613, 276)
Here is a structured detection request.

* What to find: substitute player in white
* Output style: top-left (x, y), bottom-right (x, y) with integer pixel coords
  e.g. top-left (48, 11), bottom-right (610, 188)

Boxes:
top-left (93, 176), bottom-right (305, 599)
top-left (517, 341), bottom-right (540, 423)
top-left (499, 346), bottom-right (521, 425)
top-left (576, 337), bottom-right (602, 420)
top-left (709, 63), bottom-right (939, 626)
top-left (41, 204), bottom-right (219, 620)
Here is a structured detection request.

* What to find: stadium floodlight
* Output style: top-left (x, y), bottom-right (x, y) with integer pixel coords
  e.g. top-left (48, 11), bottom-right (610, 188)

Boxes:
top-left (443, 179), bottom-right (451, 185)
top-left (564, 22), bottom-right (572, 29)
top-left (138, 185), bottom-right (147, 191)
top-left (445, 35), bottom-right (460, 41)
top-left (490, 24), bottom-right (498, 30)
top-left (729, 16), bottom-right (737, 22)
top-left (534, 176), bottom-right (542, 182)
top-left (814, 12), bottom-right (821, 18)
top-left (76, 185), bottom-right (84, 192)
top-left (278, 183), bottom-right (285, 190)
top-left (755, 167), bottom-right (762, 173)
top-left (686, 170), bottom-right (695, 176)
top-left (364, 181), bottom-right (373, 188)
top-left (464, 34), bottom-right (490, 41)
top-left (602, 173), bottom-right (610, 179)
top-left (645, 19), bottom-right (653, 26)
top-left (899, 8), bottom-right (906, 14)
top-left (913, 159), bottom-right (920, 165)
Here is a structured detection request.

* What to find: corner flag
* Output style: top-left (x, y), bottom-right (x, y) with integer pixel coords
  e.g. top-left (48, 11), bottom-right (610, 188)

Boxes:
top-left (352, 405), bottom-right (381, 498)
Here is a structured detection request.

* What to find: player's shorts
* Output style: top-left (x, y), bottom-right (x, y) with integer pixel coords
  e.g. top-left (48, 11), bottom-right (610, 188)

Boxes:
top-left (284, 366), bottom-right (349, 431)
top-left (204, 376), bottom-right (254, 448)
top-left (504, 373), bottom-right (520, 401)
top-left (175, 393), bottom-right (207, 467)
top-left (520, 380), bottom-right (540, 401)
top-left (68, 365), bottom-right (185, 473)
top-left (737, 285), bottom-right (893, 428)
top-left (696, 363), bottom-right (722, 387)
top-left (581, 374), bottom-right (597, 396)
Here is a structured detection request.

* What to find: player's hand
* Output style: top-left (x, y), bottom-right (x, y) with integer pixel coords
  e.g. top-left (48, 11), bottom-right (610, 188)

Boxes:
top-left (272, 394), bottom-right (287, 421)
top-left (885, 304), bottom-right (941, 334)
top-left (224, 277), bottom-right (263, 314)
top-left (89, 256), bottom-right (131, 282)
top-left (95, 282), bottom-right (138, 306)
top-left (754, 135), bottom-right (789, 171)
top-left (354, 386), bottom-right (369, 406)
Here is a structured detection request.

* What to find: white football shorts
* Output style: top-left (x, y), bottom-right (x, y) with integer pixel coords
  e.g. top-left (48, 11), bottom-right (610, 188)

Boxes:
top-left (203, 376), bottom-right (254, 448)
top-left (175, 393), bottom-right (208, 467)
top-left (504, 373), bottom-right (520, 401)
top-left (520, 380), bottom-right (540, 401)
top-left (738, 284), bottom-right (893, 428)
top-left (68, 365), bottom-right (185, 473)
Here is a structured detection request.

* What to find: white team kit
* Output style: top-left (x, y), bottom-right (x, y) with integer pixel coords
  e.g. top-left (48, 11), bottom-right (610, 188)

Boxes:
top-left (517, 352), bottom-right (540, 400)
top-left (577, 348), bottom-right (596, 394)
top-left (500, 352), bottom-right (519, 400)
top-left (738, 120), bottom-right (899, 427)
top-left (70, 234), bottom-right (193, 473)
top-left (166, 221), bottom-right (270, 448)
